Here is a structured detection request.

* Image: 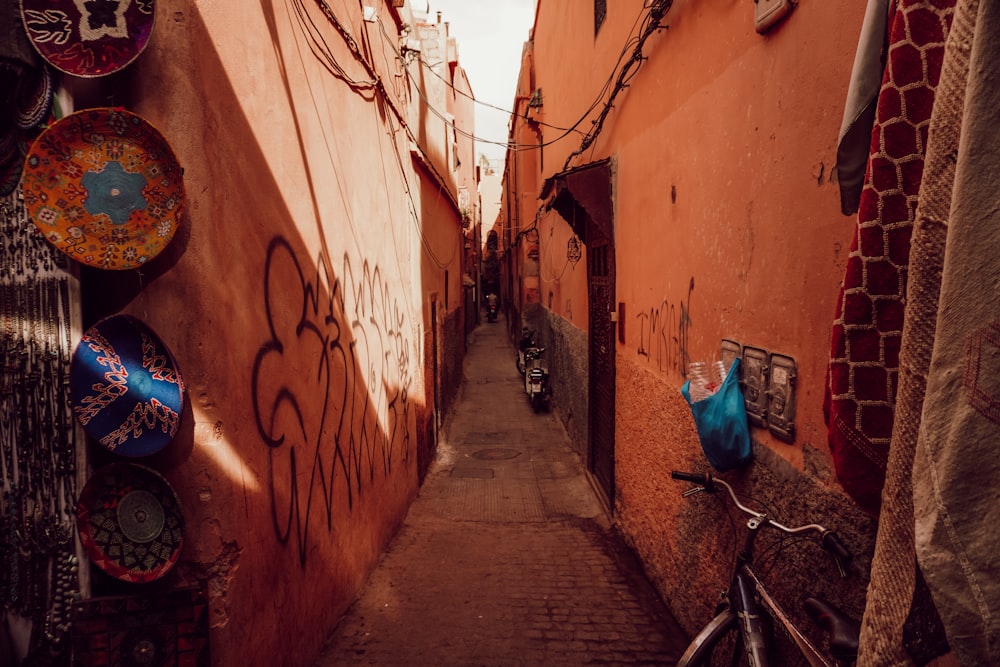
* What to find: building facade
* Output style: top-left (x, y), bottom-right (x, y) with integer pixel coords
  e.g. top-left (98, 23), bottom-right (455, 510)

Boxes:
top-left (0, 1), bottom-right (474, 665)
top-left (499, 0), bottom-right (879, 652)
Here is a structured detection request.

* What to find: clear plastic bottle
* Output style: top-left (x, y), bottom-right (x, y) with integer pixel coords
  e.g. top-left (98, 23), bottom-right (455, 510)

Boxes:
top-left (714, 360), bottom-right (727, 386)
top-left (688, 360), bottom-right (727, 402)
top-left (688, 362), bottom-right (710, 402)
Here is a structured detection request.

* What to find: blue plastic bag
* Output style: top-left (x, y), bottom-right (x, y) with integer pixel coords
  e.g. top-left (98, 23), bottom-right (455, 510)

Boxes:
top-left (681, 358), bottom-right (752, 472)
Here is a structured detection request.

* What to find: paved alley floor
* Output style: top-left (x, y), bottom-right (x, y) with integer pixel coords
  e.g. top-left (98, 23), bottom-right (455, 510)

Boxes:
top-left (315, 316), bottom-right (689, 666)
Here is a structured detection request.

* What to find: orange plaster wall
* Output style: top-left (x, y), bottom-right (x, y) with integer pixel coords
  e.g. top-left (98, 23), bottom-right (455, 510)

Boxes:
top-left (537, 209), bottom-right (589, 323)
top-left (529, 0), bottom-right (866, 471)
top-left (70, 1), bottom-right (457, 665)
top-left (516, 0), bottom-right (878, 638)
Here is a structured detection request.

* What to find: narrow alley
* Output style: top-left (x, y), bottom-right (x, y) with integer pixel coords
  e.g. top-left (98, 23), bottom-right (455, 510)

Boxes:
top-left (314, 316), bottom-right (689, 666)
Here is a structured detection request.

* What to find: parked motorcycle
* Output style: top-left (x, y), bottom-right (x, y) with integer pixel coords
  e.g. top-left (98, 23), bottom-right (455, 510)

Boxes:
top-left (486, 294), bottom-right (499, 322)
top-left (516, 328), bottom-right (536, 375)
top-left (523, 345), bottom-right (551, 413)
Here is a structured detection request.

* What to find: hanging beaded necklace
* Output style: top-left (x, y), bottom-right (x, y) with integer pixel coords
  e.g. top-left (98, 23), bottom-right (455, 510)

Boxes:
top-left (0, 183), bottom-right (80, 658)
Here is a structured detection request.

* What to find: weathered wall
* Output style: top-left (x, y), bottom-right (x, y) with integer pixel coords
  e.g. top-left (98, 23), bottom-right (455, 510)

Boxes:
top-left (441, 307), bottom-right (465, 413)
top-left (544, 310), bottom-right (589, 461)
top-left (411, 6), bottom-right (477, 423)
top-left (505, 0), bottom-right (877, 645)
top-left (615, 359), bottom-right (876, 657)
top-left (61, 1), bottom-right (465, 665)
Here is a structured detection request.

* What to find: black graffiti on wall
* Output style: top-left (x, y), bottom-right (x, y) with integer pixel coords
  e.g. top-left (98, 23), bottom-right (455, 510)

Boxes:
top-left (251, 237), bottom-right (413, 565)
top-left (635, 277), bottom-right (694, 375)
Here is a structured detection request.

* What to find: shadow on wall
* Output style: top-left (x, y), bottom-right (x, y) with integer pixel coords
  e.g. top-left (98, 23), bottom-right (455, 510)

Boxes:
top-left (69, 2), bottom-right (430, 665)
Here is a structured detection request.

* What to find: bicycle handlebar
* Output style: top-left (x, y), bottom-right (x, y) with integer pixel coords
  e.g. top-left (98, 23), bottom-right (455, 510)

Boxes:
top-left (671, 470), bottom-right (853, 566)
top-left (670, 470), bottom-right (712, 486)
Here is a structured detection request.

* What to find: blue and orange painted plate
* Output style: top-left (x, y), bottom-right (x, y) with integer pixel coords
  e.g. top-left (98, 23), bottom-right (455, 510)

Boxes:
top-left (71, 314), bottom-right (185, 457)
top-left (22, 108), bottom-right (185, 270)
top-left (21, 0), bottom-right (156, 78)
top-left (77, 462), bottom-right (184, 583)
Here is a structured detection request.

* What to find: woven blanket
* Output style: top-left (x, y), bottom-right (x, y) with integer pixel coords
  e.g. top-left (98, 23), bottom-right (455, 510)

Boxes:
top-left (825, 0), bottom-right (954, 519)
top-left (856, 0), bottom-right (965, 662)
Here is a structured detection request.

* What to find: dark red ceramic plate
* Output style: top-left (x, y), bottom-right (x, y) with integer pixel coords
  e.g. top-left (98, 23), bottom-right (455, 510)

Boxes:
top-left (21, 0), bottom-right (156, 77)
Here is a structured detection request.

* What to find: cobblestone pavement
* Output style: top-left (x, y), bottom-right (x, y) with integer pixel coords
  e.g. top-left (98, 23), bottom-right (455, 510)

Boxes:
top-left (315, 316), bottom-right (689, 666)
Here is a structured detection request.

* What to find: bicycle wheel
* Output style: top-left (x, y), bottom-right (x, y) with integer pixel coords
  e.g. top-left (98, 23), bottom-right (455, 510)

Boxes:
top-left (677, 609), bottom-right (749, 667)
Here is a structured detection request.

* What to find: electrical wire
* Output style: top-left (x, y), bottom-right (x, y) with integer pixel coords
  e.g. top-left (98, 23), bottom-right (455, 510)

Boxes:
top-left (562, 0), bottom-right (674, 171)
top-left (413, 52), bottom-right (583, 135)
top-left (291, 0), bottom-right (458, 270)
top-left (367, 0), bottom-right (666, 167)
top-left (375, 17), bottom-right (591, 154)
top-left (503, 0), bottom-right (674, 253)
top-left (539, 226), bottom-right (573, 283)
top-left (296, 0), bottom-right (674, 268)
top-left (290, 0), bottom-right (378, 92)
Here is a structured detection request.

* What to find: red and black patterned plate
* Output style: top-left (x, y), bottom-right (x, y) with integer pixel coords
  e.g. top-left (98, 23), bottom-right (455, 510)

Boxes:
top-left (77, 462), bottom-right (184, 583)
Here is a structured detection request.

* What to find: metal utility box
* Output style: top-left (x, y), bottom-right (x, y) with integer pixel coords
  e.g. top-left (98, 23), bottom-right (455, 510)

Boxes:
top-left (754, 0), bottom-right (796, 33)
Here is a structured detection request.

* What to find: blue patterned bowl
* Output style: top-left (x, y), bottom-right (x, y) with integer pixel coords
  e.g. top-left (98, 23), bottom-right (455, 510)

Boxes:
top-left (71, 315), bottom-right (185, 457)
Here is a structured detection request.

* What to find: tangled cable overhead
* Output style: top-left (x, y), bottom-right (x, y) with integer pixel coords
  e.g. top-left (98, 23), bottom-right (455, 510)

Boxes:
top-left (506, 0), bottom-right (675, 251)
top-left (293, 0), bottom-right (675, 259)
top-left (562, 0), bottom-right (674, 171)
top-left (290, 0), bottom-right (377, 92)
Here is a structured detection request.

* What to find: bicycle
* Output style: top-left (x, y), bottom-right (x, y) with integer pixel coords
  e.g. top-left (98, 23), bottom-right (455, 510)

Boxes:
top-left (671, 470), bottom-right (862, 667)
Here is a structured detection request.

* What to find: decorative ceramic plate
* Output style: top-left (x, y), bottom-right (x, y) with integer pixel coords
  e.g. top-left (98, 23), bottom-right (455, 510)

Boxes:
top-left (16, 64), bottom-right (54, 130)
top-left (71, 314), bottom-right (185, 457)
top-left (21, 0), bottom-right (156, 77)
top-left (77, 462), bottom-right (184, 583)
top-left (0, 132), bottom-right (24, 198)
top-left (22, 108), bottom-right (185, 270)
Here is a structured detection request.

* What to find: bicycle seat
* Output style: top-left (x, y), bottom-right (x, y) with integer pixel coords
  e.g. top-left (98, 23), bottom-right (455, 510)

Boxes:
top-left (803, 596), bottom-right (860, 663)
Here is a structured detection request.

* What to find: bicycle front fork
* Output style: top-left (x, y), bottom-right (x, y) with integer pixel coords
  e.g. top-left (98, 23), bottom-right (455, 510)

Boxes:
top-left (733, 572), bottom-right (771, 666)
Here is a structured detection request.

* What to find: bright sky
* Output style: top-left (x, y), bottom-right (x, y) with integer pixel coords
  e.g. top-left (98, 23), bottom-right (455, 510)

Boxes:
top-left (424, 1), bottom-right (537, 167)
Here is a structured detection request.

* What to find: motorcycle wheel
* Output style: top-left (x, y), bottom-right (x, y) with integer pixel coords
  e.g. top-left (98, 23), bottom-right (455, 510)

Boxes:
top-left (531, 393), bottom-right (541, 413)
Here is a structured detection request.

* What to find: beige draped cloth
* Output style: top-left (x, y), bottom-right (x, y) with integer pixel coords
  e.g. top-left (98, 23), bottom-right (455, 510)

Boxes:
top-left (859, 0), bottom-right (1000, 664)
top-left (911, 0), bottom-right (1000, 662)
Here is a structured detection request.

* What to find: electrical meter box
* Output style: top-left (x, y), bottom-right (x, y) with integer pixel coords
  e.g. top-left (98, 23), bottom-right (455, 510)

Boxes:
top-left (767, 353), bottom-right (797, 443)
top-left (741, 346), bottom-right (770, 428)
top-left (754, 0), bottom-right (796, 33)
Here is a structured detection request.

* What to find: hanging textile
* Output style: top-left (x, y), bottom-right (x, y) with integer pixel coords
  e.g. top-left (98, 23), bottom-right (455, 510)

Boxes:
top-left (855, 0), bottom-right (972, 660)
top-left (825, 0), bottom-right (955, 519)
top-left (835, 0), bottom-right (892, 216)
top-left (908, 1), bottom-right (1000, 662)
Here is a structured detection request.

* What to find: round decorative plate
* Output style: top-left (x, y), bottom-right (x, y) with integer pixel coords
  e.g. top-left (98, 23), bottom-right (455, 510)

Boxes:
top-left (22, 108), bottom-right (185, 270)
top-left (16, 64), bottom-right (54, 130)
top-left (71, 314), bottom-right (185, 457)
top-left (77, 462), bottom-right (184, 583)
top-left (0, 131), bottom-right (24, 198)
top-left (21, 0), bottom-right (156, 77)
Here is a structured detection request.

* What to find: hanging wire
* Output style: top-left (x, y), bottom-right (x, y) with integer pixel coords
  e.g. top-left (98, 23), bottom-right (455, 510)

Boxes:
top-left (295, 0), bottom-right (676, 262)
top-left (291, 0), bottom-right (458, 270)
top-left (290, 0), bottom-right (378, 91)
top-left (374, 15), bottom-right (630, 154)
top-left (503, 0), bottom-right (675, 252)
top-left (412, 51), bottom-right (584, 135)
top-left (562, 0), bottom-right (674, 171)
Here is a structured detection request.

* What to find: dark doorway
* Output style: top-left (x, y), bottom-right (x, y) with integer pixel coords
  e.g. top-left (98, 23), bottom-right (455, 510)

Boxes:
top-left (542, 159), bottom-right (615, 506)
top-left (587, 231), bottom-right (615, 504)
